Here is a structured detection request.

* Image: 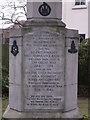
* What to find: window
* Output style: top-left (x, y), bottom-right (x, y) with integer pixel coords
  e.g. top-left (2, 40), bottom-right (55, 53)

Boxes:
top-left (75, 0), bottom-right (86, 5)
top-left (79, 34), bottom-right (85, 43)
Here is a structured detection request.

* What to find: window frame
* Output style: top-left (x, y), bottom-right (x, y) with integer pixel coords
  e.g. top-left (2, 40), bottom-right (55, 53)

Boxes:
top-left (72, 0), bottom-right (87, 9)
top-left (75, 0), bottom-right (86, 5)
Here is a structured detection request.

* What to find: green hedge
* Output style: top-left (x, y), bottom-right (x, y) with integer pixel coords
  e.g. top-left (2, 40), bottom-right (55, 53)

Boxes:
top-left (2, 44), bottom-right (9, 96)
top-left (78, 39), bottom-right (90, 85)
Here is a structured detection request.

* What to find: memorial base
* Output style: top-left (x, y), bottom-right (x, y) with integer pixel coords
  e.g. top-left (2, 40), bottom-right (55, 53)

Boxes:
top-left (3, 106), bottom-right (83, 120)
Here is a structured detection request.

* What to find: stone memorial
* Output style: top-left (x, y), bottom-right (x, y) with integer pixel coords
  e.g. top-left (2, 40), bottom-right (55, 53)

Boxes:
top-left (3, 1), bottom-right (82, 119)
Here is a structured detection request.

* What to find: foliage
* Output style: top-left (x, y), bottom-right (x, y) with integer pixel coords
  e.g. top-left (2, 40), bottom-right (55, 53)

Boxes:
top-left (2, 67), bottom-right (9, 96)
top-left (78, 38), bottom-right (90, 85)
top-left (2, 44), bottom-right (9, 96)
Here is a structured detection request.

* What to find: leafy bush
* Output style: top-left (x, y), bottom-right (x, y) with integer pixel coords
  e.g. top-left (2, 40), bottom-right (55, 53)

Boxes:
top-left (2, 66), bottom-right (9, 96)
top-left (2, 44), bottom-right (9, 96)
top-left (78, 39), bottom-right (90, 85)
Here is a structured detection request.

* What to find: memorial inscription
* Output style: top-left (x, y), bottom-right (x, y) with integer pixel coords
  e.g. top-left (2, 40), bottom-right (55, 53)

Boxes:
top-left (23, 31), bottom-right (64, 111)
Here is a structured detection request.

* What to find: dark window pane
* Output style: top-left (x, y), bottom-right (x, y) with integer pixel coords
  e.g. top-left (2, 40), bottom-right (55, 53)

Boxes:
top-left (79, 34), bottom-right (85, 43)
top-left (75, 0), bottom-right (86, 5)
top-left (75, 0), bottom-right (80, 5)
top-left (75, 2), bottom-right (80, 5)
top-left (81, 2), bottom-right (85, 5)
top-left (81, 0), bottom-right (85, 5)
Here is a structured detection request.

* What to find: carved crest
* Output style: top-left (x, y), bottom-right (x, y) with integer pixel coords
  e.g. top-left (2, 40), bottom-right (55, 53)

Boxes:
top-left (68, 41), bottom-right (78, 54)
top-left (38, 2), bottom-right (51, 16)
top-left (11, 40), bottom-right (19, 56)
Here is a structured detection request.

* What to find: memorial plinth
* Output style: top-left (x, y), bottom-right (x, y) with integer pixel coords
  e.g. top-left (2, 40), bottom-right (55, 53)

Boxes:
top-left (3, 1), bottom-right (83, 119)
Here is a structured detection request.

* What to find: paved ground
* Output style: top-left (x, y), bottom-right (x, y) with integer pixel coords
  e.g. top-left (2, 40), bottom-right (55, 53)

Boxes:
top-left (0, 97), bottom-right (89, 119)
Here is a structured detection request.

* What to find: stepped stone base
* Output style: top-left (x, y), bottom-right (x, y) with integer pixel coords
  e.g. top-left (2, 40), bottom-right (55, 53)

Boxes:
top-left (2, 106), bottom-right (83, 120)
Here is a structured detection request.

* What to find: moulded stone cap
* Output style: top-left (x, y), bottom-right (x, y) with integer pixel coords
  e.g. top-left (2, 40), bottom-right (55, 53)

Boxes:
top-left (9, 28), bottom-right (22, 38)
top-left (26, 2), bottom-right (62, 20)
top-left (65, 29), bottom-right (79, 47)
top-left (66, 29), bottom-right (79, 38)
top-left (23, 19), bottom-right (66, 28)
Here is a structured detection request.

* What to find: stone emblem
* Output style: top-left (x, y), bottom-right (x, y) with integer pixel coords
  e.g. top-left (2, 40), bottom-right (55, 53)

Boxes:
top-left (68, 40), bottom-right (78, 54)
top-left (11, 40), bottom-right (19, 56)
top-left (38, 2), bottom-right (51, 16)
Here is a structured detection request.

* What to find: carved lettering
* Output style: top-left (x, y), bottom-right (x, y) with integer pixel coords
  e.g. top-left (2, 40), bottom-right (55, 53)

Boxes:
top-left (23, 31), bottom-right (64, 111)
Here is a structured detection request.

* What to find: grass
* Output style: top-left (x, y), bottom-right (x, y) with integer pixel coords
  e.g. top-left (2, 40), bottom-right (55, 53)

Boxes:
top-left (0, 98), bottom-right (2, 120)
top-left (1, 96), bottom-right (8, 119)
top-left (78, 97), bottom-right (88, 119)
top-left (2, 96), bottom-right (8, 115)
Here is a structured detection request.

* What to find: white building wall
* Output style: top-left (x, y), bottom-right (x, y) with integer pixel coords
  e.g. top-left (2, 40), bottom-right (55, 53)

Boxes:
top-left (88, 1), bottom-right (90, 37)
top-left (62, 1), bottom-right (89, 38)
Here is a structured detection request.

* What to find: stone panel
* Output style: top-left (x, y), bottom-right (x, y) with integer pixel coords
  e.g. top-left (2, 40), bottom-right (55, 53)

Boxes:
top-left (64, 84), bottom-right (77, 111)
top-left (9, 84), bottom-right (23, 111)
top-left (23, 30), bottom-right (65, 111)
top-left (9, 38), bottom-right (23, 85)
top-left (27, 2), bottom-right (62, 20)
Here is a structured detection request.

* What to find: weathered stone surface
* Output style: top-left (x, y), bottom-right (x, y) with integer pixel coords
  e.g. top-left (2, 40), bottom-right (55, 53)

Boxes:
top-left (9, 84), bottom-right (23, 111)
top-left (3, 1), bottom-right (82, 119)
top-left (65, 51), bottom-right (78, 85)
top-left (23, 30), bottom-right (65, 111)
top-left (64, 84), bottom-right (77, 111)
top-left (65, 29), bottom-right (79, 47)
top-left (3, 24), bottom-right (83, 119)
top-left (3, 106), bottom-right (82, 119)
top-left (9, 28), bottom-right (22, 38)
top-left (9, 45), bottom-right (23, 85)
top-left (9, 32), bottom-right (23, 85)
top-left (27, 2), bottom-right (62, 20)
top-left (65, 29), bottom-right (79, 85)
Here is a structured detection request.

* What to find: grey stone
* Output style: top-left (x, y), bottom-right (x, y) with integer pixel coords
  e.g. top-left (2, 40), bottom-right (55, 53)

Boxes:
top-left (9, 44), bottom-right (23, 85)
top-left (64, 84), bottom-right (78, 111)
top-left (61, 107), bottom-right (83, 118)
top-left (9, 28), bottom-right (22, 38)
top-left (3, 1), bottom-right (83, 119)
top-left (3, 106), bottom-right (82, 119)
top-left (27, 2), bottom-right (62, 20)
top-left (9, 84), bottom-right (23, 111)
top-left (65, 48), bottom-right (78, 85)
top-left (65, 29), bottom-right (79, 47)
top-left (23, 30), bottom-right (65, 111)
